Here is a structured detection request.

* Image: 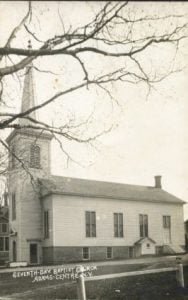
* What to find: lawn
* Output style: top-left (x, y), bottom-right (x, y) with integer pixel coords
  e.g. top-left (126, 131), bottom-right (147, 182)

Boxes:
top-left (0, 263), bottom-right (188, 299)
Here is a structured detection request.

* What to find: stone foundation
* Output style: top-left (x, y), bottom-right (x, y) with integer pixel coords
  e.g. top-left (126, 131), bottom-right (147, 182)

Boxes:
top-left (42, 246), bottom-right (130, 264)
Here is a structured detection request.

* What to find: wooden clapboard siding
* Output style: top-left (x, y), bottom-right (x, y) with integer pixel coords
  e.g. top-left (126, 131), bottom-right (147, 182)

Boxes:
top-left (8, 130), bottom-right (52, 263)
top-left (51, 194), bottom-right (184, 248)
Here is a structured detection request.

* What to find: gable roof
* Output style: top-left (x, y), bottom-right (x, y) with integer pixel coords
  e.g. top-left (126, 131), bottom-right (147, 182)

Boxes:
top-left (39, 175), bottom-right (185, 205)
top-left (134, 237), bottom-right (156, 245)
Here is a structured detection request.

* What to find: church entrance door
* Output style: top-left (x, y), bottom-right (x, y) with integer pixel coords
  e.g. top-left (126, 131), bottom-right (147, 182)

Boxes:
top-left (30, 243), bottom-right (38, 264)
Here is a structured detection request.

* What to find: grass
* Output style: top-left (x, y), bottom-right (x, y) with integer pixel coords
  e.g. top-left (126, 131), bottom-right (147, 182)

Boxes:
top-left (0, 263), bottom-right (150, 295)
top-left (0, 264), bottom-right (188, 299)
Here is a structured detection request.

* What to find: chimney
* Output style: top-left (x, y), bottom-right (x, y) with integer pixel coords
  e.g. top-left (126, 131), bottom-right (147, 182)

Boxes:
top-left (154, 175), bottom-right (162, 188)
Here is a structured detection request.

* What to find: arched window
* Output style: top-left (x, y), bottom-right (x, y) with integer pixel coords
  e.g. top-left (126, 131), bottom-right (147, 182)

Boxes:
top-left (30, 144), bottom-right (41, 168)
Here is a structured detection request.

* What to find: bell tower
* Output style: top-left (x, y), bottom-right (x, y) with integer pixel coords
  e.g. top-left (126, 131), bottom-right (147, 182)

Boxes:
top-left (6, 42), bottom-right (53, 264)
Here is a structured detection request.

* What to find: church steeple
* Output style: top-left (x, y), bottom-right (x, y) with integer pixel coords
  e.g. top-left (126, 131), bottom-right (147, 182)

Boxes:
top-left (19, 40), bottom-right (37, 126)
top-left (6, 40), bottom-right (53, 174)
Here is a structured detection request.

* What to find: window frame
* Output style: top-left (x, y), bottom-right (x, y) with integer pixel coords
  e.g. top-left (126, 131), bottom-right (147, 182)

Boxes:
top-left (5, 237), bottom-right (9, 251)
top-left (139, 214), bottom-right (148, 238)
top-left (114, 212), bottom-right (124, 238)
top-left (0, 236), bottom-right (9, 252)
top-left (30, 144), bottom-right (41, 169)
top-left (1, 223), bottom-right (8, 233)
top-left (106, 247), bottom-right (113, 259)
top-left (163, 216), bottom-right (171, 229)
top-left (85, 211), bottom-right (96, 238)
top-left (0, 237), bottom-right (3, 251)
top-left (82, 247), bottom-right (90, 260)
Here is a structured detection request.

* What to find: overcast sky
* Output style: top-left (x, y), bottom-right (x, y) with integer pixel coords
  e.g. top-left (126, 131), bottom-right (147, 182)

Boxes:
top-left (1, 1), bottom-right (188, 218)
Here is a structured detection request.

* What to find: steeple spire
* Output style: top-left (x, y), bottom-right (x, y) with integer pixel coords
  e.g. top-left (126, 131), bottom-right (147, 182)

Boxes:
top-left (19, 40), bottom-right (37, 126)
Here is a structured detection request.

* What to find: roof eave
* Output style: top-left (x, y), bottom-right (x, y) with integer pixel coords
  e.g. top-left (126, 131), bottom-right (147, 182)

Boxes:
top-left (40, 190), bottom-right (185, 205)
top-left (6, 128), bottom-right (53, 144)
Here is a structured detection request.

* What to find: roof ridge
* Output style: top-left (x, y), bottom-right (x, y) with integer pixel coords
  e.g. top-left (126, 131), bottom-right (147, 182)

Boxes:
top-left (38, 176), bottom-right (185, 205)
top-left (48, 174), bottom-right (154, 190)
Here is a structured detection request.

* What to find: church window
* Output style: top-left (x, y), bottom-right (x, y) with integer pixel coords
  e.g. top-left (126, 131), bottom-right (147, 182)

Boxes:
top-left (12, 193), bottom-right (16, 221)
top-left (0, 238), bottom-right (3, 251)
top-left (5, 237), bottom-right (9, 251)
top-left (106, 247), bottom-right (113, 259)
top-left (114, 213), bottom-right (123, 237)
top-left (139, 214), bottom-right (148, 238)
top-left (44, 211), bottom-right (49, 239)
top-left (30, 144), bottom-right (41, 168)
top-left (85, 211), bottom-right (96, 237)
top-left (1, 223), bottom-right (8, 233)
top-left (0, 237), bottom-right (9, 251)
top-left (163, 216), bottom-right (171, 228)
top-left (82, 247), bottom-right (90, 260)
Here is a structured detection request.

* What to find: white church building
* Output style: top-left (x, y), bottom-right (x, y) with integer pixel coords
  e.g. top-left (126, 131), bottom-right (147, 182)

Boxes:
top-left (6, 63), bottom-right (185, 265)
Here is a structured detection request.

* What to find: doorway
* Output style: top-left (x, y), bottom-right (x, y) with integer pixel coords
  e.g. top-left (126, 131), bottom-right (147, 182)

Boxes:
top-left (13, 241), bottom-right (17, 261)
top-left (30, 243), bottom-right (38, 264)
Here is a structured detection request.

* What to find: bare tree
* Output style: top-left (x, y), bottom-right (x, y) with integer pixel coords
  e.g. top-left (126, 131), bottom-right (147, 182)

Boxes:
top-left (0, 1), bottom-right (187, 176)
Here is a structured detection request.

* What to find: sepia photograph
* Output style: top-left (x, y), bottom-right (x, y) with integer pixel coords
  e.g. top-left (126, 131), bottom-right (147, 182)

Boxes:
top-left (0, 1), bottom-right (188, 299)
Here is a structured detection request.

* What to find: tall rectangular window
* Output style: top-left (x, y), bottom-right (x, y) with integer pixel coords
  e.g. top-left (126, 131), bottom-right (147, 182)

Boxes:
top-left (0, 237), bottom-right (3, 251)
top-left (139, 214), bottom-right (148, 238)
top-left (114, 213), bottom-right (123, 237)
top-left (12, 193), bottom-right (16, 220)
top-left (0, 237), bottom-right (9, 251)
top-left (5, 237), bottom-right (9, 251)
top-left (30, 144), bottom-right (41, 169)
top-left (2, 223), bottom-right (8, 233)
top-left (85, 211), bottom-right (96, 237)
top-left (163, 216), bottom-right (171, 228)
top-left (44, 211), bottom-right (49, 239)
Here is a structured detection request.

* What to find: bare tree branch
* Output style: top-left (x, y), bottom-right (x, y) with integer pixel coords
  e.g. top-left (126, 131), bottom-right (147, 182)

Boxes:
top-left (0, 1), bottom-right (187, 178)
top-left (0, 1), bottom-right (32, 63)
